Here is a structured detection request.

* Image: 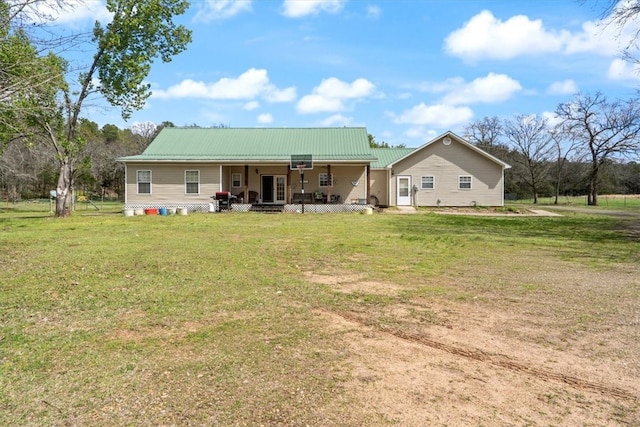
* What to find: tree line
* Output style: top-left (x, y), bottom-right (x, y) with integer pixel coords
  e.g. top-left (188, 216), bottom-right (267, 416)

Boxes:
top-left (0, 120), bottom-right (166, 202)
top-left (0, 0), bottom-right (191, 215)
top-left (464, 92), bottom-right (640, 205)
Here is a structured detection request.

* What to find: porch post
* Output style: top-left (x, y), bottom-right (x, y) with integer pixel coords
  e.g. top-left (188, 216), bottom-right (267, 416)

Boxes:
top-left (287, 167), bottom-right (292, 203)
top-left (366, 164), bottom-right (370, 203)
top-left (244, 165), bottom-right (249, 202)
top-left (326, 164), bottom-right (332, 202)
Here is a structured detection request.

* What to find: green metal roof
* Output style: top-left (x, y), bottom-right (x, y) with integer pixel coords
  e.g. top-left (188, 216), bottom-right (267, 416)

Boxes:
top-left (371, 148), bottom-right (415, 168)
top-left (119, 127), bottom-right (377, 162)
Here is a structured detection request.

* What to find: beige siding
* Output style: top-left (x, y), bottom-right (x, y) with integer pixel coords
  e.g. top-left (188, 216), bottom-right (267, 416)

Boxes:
top-left (369, 170), bottom-right (389, 205)
top-left (390, 138), bottom-right (505, 207)
top-left (126, 163), bottom-right (370, 204)
top-left (125, 163), bottom-right (221, 204)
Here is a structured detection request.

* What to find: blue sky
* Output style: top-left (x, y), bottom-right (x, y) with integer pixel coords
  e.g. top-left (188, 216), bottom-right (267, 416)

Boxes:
top-left (39, 0), bottom-right (640, 146)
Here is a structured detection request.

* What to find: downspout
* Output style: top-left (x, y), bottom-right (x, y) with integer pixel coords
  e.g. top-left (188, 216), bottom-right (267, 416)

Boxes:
top-left (219, 165), bottom-right (223, 192)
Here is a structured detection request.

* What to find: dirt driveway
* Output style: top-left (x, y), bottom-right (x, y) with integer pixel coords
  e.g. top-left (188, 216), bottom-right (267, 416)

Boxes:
top-left (305, 233), bottom-right (640, 425)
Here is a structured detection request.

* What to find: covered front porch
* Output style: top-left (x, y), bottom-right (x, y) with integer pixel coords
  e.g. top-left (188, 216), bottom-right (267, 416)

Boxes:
top-left (223, 163), bottom-right (371, 207)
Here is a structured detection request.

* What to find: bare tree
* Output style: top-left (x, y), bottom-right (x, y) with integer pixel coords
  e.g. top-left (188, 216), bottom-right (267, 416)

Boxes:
top-left (503, 115), bottom-right (555, 204)
top-left (549, 126), bottom-right (581, 205)
top-left (463, 116), bottom-right (503, 148)
top-left (602, 0), bottom-right (640, 65)
top-left (556, 92), bottom-right (640, 205)
top-left (130, 121), bottom-right (158, 148)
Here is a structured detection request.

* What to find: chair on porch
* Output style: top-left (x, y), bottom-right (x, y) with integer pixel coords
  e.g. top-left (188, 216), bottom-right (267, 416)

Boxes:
top-left (235, 191), bottom-right (259, 203)
top-left (313, 190), bottom-right (326, 204)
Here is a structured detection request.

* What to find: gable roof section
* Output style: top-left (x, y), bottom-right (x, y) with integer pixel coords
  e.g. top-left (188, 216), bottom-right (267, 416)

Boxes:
top-left (119, 127), bottom-right (376, 163)
top-left (371, 148), bottom-right (415, 169)
top-left (386, 131), bottom-right (511, 169)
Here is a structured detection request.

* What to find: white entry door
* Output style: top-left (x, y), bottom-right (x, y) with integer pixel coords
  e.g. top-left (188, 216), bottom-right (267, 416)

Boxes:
top-left (275, 175), bottom-right (286, 204)
top-left (397, 176), bottom-right (411, 206)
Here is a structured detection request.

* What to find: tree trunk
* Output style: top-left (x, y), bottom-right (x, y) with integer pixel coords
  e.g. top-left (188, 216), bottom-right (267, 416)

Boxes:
top-left (55, 158), bottom-right (72, 217)
top-left (587, 163), bottom-right (599, 206)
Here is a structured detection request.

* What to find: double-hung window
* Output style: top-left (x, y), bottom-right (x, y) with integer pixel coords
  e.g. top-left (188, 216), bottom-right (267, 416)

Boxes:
top-left (458, 176), bottom-right (472, 190)
top-left (185, 170), bottom-right (200, 194)
top-left (319, 173), bottom-right (333, 188)
top-left (231, 173), bottom-right (241, 188)
top-left (137, 170), bottom-right (151, 194)
top-left (421, 176), bottom-right (435, 190)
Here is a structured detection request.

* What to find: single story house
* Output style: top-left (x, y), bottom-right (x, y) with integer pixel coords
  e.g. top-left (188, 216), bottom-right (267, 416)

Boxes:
top-left (118, 127), bottom-right (510, 212)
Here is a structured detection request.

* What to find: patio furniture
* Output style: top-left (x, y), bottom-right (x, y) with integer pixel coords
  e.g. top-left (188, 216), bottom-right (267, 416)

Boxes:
top-left (313, 191), bottom-right (327, 204)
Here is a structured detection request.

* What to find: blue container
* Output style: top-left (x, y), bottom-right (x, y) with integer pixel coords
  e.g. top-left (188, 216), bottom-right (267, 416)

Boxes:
top-left (159, 207), bottom-right (168, 216)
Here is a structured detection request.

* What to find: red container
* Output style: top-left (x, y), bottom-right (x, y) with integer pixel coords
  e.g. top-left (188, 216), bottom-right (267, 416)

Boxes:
top-left (144, 208), bottom-right (158, 215)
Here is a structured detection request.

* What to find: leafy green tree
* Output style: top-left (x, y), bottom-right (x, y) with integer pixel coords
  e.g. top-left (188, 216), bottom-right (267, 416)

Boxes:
top-left (0, 1), bottom-right (59, 148)
top-left (368, 134), bottom-right (405, 148)
top-left (4, 0), bottom-right (192, 216)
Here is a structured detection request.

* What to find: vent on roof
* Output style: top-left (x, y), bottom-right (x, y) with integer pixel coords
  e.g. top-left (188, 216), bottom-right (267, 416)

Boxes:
top-left (443, 137), bottom-right (451, 146)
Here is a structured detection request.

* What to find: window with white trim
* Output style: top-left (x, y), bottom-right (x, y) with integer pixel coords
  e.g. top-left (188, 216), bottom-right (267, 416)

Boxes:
top-left (137, 170), bottom-right (151, 194)
top-left (231, 173), bottom-right (241, 188)
top-left (421, 176), bottom-right (435, 189)
top-left (319, 173), bottom-right (333, 187)
top-left (185, 170), bottom-right (200, 194)
top-left (458, 175), bottom-right (472, 189)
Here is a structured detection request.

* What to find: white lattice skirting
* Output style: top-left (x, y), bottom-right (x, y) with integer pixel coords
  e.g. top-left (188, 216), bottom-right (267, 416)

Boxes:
top-left (123, 202), bottom-right (373, 214)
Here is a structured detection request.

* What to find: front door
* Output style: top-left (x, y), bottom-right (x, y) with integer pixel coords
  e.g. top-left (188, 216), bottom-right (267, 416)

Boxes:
top-left (261, 175), bottom-right (287, 204)
top-left (397, 176), bottom-right (411, 206)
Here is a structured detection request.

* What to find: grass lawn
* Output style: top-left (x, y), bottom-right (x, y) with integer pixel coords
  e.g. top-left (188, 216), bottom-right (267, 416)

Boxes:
top-left (1, 207), bottom-right (639, 425)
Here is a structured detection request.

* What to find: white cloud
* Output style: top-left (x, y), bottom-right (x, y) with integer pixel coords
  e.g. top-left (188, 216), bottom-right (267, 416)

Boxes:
top-left (257, 113), bottom-right (273, 124)
top-left (243, 101), bottom-right (260, 110)
top-left (193, 0), bottom-right (252, 22)
top-left (542, 111), bottom-right (563, 128)
top-left (281, 0), bottom-right (346, 18)
top-left (417, 77), bottom-right (465, 94)
top-left (546, 79), bottom-right (578, 95)
top-left (392, 103), bottom-right (474, 128)
top-left (445, 10), bottom-right (566, 61)
top-left (264, 86), bottom-right (297, 102)
top-left (297, 77), bottom-right (376, 114)
top-left (320, 114), bottom-right (352, 126)
top-left (20, 0), bottom-right (111, 25)
top-left (444, 9), bottom-right (630, 62)
top-left (297, 95), bottom-right (344, 113)
top-left (441, 73), bottom-right (522, 105)
top-left (608, 58), bottom-right (640, 81)
top-left (563, 20), bottom-right (622, 56)
top-left (315, 77), bottom-right (375, 98)
top-left (401, 126), bottom-right (439, 142)
top-left (366, 5), bottom-right (381, 19)
top-left (152, 68), bottom-right (296, 102)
